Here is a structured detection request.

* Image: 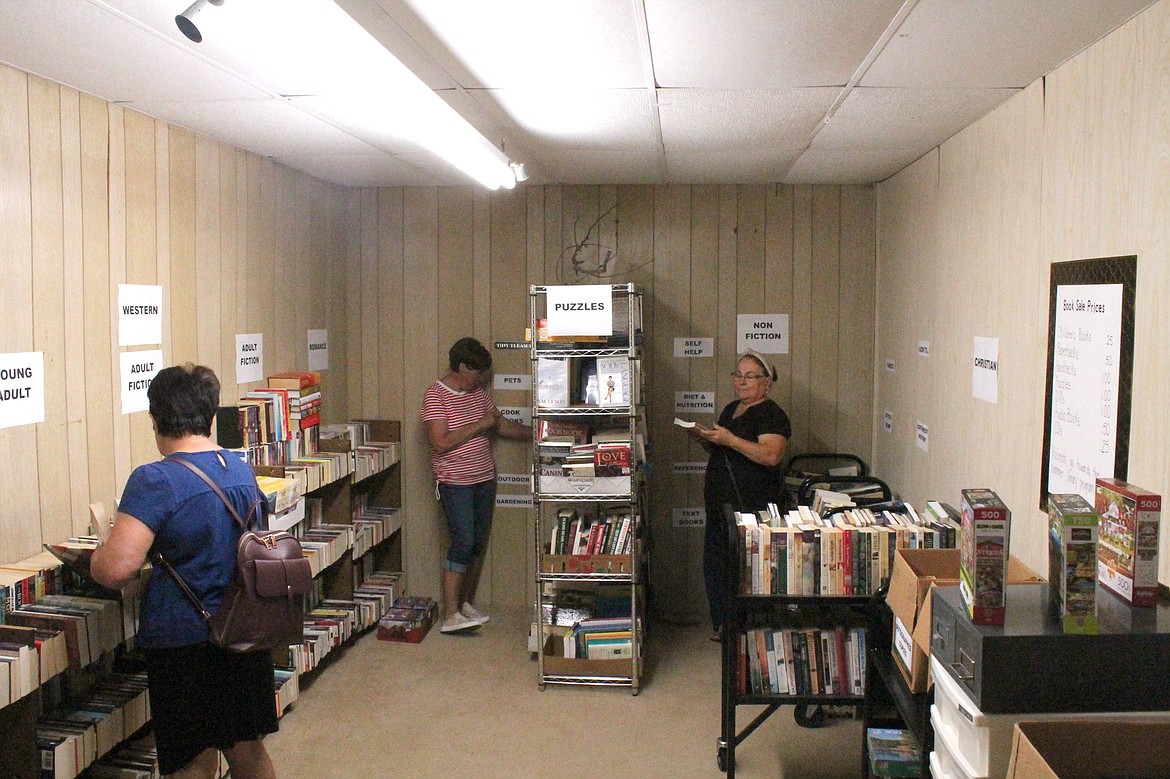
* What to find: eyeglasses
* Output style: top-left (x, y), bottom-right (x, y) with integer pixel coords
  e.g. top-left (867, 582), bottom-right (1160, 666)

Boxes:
top-left (731, 372), bottom-right (767, 381)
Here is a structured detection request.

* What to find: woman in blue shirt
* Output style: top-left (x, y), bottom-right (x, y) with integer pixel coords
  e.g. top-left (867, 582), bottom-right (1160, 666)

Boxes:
top-left (93, 364), bottom-right (277, 779)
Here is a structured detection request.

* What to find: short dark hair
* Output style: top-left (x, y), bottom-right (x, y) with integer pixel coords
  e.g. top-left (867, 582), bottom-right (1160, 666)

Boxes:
top-left (148, 363), bottom-right (221, 438)
top-left (448, 337), bottom-right (492, 372)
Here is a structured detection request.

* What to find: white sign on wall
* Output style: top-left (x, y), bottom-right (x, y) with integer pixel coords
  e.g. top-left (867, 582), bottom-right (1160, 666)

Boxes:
top-left (737, 314), bottom-right (789, 354)
top-left (674, 337), bottom-right (714, 357)
top-left (235, 333), bottom-right (264, 384)
top-left (118, 284), bottom-right (163, 347)
top-left (121, 349), bottom-right (162, 414)
top-left (672, 462), bottom-right (708, 475)
top-left (544, 284), bottom-right (611, 336)
top-left (498, 406), bottom-right (532, 427)
top-left (494, 374), bottom-right (532, 391)
top-left (496, 494), bottom-right (533, 509)
top-left (0, 352), bottom-right (45, 429)
top-left (972, 336), bottom-right (999, 404)
top-left (675, 391), bottom-right (715, 414)
top-left (918, 340), bottom-right (931, 358)
top-left (496, 473), bottom-right (530, 487)
top-left (307, 329), bottom-right (329, 371)
top-left (882, 410), bottom-right (893, 434)
top-left (916, 420), bottom-right (930, 452)
top-left (674, 508), bottom-right (706, 528)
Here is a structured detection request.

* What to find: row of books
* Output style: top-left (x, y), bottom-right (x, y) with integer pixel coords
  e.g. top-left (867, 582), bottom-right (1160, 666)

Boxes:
top-left (85, 732), bottom-right (163, 779)
top-left (7, 593), bottom-right (128, 675)
top-left (548, 508), bottom-right (637, 556)
top-left (274, 666), bottom-right (300, 718)
top-left (217, 370), bottom-right (324, 464)
top-left (734, 503), bottom-right (960, 596)
top-left (737, 626), bottom-right (867, 698)
top-left (535, 355), bottom-right (638, 409)
top-left (37, 670), bottom-right (151, 779)
top-left (352, 505), bottom-right (402, 560)
top-left (286, 571), bottom-right (403, 675)
top-left (562, 616), bottom-right (635, 660)
top-left (1, 623), bottom-right (69, 706)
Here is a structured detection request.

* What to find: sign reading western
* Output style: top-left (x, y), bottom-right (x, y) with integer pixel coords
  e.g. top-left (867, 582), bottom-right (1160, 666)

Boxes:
top-left (494, 374), bottom-right (532, 391)
top-left (235, 333), bottom-right (264, 384)
top-left (737, 313), bottom-right (789, 354)
top-left (307, 329), bottom-right (329, 371)
top-left (118, 284), bottom-right (162, 346)
top-left (0, 351), bottom-right (45, 430)
top-left (674, 337), bottom-right (713, 357)
top-left (544, 284), bottom-right (611, 336)
top-left (675, 391), bottom-right (714, 414)
top-left (120, 350), bottom-right (162, 414)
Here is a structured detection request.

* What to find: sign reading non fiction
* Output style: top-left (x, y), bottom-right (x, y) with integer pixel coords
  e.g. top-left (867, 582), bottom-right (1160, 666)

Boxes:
top-left (120, 349), bottom-right (162, 414)
top-left (737, 314), bottom-right (789, 354)
top-left (544, 284), bottom-right (611, 336)
top-left (307, 329), bottom-right (329, 371)
top-left (118, 284), bottom-right (162, 346)
top-left (0, 351), bottom-right (45, 429)
top-left (235, 333), bottom-right (264, 384)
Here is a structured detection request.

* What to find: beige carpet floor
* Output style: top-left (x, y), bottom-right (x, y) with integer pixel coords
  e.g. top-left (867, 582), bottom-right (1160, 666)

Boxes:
top-left (265, 606), bottom-right (863, 778)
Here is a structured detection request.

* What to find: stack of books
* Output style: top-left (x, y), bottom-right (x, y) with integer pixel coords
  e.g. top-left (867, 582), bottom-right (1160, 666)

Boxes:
top-left (376, 596), bottom-right (438, 643)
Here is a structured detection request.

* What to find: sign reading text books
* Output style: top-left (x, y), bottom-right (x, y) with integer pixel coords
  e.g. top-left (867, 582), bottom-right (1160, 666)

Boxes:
top-left (235, 333), bottom-right (264, 384)
top-left (674, 337), bottom-right (713, 357)
top-left (972, 336), bottom-right (999, 404)
top-left (0, 351), bottom-right (45, 429)
top-left (544, 284), bottom-right (611, 336)
top-left (1041, 256), bottom-right (1135, 508)
top-left (494, 374), bottom-right (531, 391)
top-left (118, 284), bottom-right (162, 346)
top-left (737, 314), bottom-right (789, 354)
top-left (120, 350), bottom-right (162, 414)
top-left (307, 329), bottom-right (329, 371)
top-left (498, 406), bottom-right (531, 427)
top-left (674, 508), bottom-right (705, 528)
top-left (675, 391), bottom-right (714, 414)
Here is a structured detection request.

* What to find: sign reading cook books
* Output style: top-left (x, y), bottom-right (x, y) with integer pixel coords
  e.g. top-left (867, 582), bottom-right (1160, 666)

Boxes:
top-left (544, 284), bottom-right (611, 336)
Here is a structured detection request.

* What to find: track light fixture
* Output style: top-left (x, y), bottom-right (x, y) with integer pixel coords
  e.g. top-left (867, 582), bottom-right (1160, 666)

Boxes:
top-left (510, 162), bottom-right (529, 183)
top-left (175, 0), bottom-right (225, 43)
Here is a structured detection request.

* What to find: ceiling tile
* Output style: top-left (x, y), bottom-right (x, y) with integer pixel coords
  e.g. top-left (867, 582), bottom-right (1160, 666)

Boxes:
top-left (534, 149), bottom-right (666, 185)
top-left (489, 88), bottom-right (661, 148)
top-left (862, 0), bottom-right (1157, 88)
top-left (665, 146), bottom-right (802, 184)
top-left (645, 0), bottom-right (905, 88)
top-left (658, 88), bottom-right (835, 150)
top-left (270, 151), bottom-right (453, 187)
top-left (785, 148), bottom-right (922, 184)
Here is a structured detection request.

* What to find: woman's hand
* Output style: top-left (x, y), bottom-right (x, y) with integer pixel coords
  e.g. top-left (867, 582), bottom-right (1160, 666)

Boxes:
top-left (698, 423), bottom-right (729, 446)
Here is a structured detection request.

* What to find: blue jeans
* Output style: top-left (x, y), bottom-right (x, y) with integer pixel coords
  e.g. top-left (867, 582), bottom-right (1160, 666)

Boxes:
top-left (438, 480), bottom-right (496, 573)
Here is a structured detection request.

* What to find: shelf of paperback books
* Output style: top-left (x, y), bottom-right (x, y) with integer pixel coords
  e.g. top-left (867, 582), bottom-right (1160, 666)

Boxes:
top-left (529, 283), bottom-right (648, 694)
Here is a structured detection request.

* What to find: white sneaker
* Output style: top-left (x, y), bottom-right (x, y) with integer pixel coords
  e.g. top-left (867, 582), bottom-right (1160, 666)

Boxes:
top-left (460, 602), bottom-right (490, 623)
top-left (440, 611), bottom-right (487, 633)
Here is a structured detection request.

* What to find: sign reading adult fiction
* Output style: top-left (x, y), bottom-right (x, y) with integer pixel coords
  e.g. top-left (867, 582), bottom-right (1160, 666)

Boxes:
top-left (118, 284), bottom-right (162, 347)
top-left (121, 350), bottom-right (162, 414)
top-left (737, 314), bottom-right (789, 354)
top-left (235, 333), bottom-right (264, 384)
top-left (307, 329), bottom-right (329, 371)
top-left (0, 352), bottom-right (45, 430)
top-left (543, 284), bottom-right (611, 336)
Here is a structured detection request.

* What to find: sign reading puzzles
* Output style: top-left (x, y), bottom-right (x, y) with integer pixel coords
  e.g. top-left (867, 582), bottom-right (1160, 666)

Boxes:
top-left (544, 285), bottom-right (611, 336)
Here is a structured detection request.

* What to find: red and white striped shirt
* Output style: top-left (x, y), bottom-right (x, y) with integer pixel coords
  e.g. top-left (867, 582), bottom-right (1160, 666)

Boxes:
top-left (421, 381), bottom-right (497, 485)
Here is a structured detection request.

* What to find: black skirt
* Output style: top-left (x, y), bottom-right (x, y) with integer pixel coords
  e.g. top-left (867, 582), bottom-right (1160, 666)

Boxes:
top-left (144, 642), bottom-right (278, 774)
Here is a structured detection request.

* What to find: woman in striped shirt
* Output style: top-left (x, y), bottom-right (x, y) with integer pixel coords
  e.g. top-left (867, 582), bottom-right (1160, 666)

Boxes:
top-left (422, 337), bottom-right (530, 633)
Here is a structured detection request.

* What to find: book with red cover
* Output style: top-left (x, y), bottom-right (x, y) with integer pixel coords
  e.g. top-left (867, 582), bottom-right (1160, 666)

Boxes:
top-left (267, 371), bottom-right (321, 390)
top-left (593, 443), bottom-right (631, 476)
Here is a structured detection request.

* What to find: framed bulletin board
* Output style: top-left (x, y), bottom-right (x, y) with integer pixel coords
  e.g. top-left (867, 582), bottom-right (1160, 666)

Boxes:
top-left (1039, 255), bottom-right (1136, 509)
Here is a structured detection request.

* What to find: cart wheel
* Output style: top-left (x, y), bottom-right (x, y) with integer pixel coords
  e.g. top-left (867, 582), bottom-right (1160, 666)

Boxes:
top-left (716, 745), bottom-right (727, 772)
top-left (794, 704), bottom-right (827, 729)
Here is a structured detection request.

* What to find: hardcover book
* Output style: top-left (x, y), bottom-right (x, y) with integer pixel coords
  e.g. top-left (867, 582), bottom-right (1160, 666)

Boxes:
top-left (594, 356), bottom-right (629, 406)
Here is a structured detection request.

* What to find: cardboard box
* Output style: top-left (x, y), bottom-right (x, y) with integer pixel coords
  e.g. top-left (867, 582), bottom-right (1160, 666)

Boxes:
top-left (959, 488), bottom-right (1011, 625)
top-left (1047, 493), bottom-right (1099, 633)
top-left (542, 635), bottom-right (632, 678)
top-left (1095, 477), bottom-right (1161, 607)
top-left (538, 474), bottom-right (631, 495)
top-left (887, 548), bottom-right (1041, 693)
top-left (375, 597), bottom-right (437, 643)
top-left (1006, 720), bottom-right (1170, 778)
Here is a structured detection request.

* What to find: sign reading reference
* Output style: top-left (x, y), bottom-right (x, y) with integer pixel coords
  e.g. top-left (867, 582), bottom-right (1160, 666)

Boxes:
top-left (673, 462), bottom-right (708, 476)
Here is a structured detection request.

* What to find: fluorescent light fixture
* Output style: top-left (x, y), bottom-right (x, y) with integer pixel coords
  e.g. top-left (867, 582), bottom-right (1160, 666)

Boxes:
top-left (176, 0), bottom-right (517, 189)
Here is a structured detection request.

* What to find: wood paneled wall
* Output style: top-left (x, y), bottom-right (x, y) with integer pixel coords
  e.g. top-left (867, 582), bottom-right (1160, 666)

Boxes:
top-left (3, 63), bottom-right (876, 623)
top-left (874, 0), bottom-right (1170, 578)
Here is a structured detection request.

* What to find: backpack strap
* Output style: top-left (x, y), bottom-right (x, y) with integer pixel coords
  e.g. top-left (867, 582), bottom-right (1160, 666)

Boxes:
top-left (164, 453), bottom-right (260, 531)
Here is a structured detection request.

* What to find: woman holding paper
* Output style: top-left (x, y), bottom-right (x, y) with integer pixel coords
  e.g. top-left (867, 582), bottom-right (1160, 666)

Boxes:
top-left (684, 350), bottom-right (790, 640)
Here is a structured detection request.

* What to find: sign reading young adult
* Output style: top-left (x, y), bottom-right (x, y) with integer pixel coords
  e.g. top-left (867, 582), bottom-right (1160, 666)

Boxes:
top-left (544, 284), bottom-right (611, 336)
top-left (307, 329), bottom-right (329, 371)
top-left (118, 284), bottom-right (163, 346)
top-left (736, 314), bottom-right (789, 354)
top-left (235, 333), bottom-right (264, 384)
top-left (120, 350), bottom-right (162, 414)
top-left (0, 351), bottom-right (45, 429)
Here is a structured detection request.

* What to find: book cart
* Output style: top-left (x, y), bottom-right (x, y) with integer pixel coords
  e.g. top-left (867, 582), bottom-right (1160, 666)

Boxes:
top-left (530, 283), bottom-right (647, 694)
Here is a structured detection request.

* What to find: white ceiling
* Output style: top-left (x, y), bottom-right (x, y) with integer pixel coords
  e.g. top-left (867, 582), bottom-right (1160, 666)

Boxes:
top-left (0, 0), bottom-right (1156, 188)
